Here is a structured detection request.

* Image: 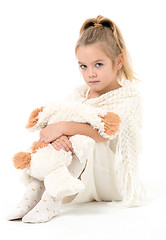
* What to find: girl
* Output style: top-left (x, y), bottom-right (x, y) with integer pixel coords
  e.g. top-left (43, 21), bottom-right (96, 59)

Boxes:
top-left (8, 15), bottom-right (146, 223)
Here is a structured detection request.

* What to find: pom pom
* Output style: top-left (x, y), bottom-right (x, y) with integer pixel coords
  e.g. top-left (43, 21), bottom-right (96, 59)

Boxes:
top-left (13, 152), bottom-right (31, 169)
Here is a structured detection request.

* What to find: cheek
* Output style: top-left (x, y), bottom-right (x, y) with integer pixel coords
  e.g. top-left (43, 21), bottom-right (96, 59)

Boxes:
top-left (106, 69), bottom-right (116, 79)
top-left (81, 71), bottom-right (87, 79)
top-left (100, 71), bottom-right (109, 80)
top-left (98, 67), bottom-right (110, 78)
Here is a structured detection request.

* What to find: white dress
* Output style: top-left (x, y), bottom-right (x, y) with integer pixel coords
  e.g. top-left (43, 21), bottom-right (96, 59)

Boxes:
top-left (64, 141), bottom-right (123, 204)
top-left (63, 79), bottom-right (146, 207)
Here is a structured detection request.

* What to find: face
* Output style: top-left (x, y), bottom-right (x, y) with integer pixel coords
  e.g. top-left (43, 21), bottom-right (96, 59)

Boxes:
top-left (76, 44), bottom-right (123, 97)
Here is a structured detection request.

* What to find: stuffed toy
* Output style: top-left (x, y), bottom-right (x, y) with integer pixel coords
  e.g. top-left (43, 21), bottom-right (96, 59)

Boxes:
top-left (13, 101), bottom-right (121, 199)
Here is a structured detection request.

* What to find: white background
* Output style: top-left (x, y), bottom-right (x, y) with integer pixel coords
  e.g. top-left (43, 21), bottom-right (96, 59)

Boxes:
top-left (0, 0), bottom-right (166, 239)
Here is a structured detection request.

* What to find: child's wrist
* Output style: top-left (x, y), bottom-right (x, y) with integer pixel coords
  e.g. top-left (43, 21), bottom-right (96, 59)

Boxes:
top-left (58, 121), bottom-right (67, 136)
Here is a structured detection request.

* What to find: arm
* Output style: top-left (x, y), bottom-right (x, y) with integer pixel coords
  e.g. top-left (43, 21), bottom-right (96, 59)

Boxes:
top-left (39, 121), bottom-right (108, 143)
top-left (40, 111), bottom-right (121, 143)
top-left (61, 121), bottom-right (109, 143)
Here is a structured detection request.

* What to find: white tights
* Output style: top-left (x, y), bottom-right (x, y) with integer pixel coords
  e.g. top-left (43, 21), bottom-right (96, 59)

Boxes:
top-left (8, 154), bottom-right (86, 223)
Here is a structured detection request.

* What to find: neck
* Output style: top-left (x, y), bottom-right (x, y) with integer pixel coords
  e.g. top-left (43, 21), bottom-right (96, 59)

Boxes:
top-left (101, 81), bottom-right (122, 94)
top-left (88, 81), bottom-right (122, 99)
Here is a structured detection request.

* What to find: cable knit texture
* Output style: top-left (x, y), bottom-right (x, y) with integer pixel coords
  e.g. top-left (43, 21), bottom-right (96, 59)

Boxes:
top-left (64, 79), bottom-right (146, 207)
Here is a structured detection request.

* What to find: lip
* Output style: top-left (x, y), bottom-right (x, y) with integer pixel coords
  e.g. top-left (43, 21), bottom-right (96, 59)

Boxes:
top-left (89, 81), bottom-right (100, 83)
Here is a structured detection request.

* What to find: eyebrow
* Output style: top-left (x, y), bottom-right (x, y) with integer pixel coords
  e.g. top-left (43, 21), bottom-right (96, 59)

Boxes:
top-left (78, 59), bottom-right (105, 64)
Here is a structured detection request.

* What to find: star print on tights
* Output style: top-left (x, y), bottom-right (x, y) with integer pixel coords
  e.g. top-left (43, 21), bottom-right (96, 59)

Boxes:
top-left (7, 177), bottom-right (44, 220)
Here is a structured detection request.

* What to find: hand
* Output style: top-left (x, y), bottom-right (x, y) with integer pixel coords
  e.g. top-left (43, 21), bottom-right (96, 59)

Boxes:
top-left (51, 135), bottom-right (74, 152)
top-left (39, 123), bottom-right (64, 143)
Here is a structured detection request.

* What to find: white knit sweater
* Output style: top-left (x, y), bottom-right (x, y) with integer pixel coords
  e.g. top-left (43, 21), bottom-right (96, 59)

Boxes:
top-left (65, 79), bottom-right (146, 207)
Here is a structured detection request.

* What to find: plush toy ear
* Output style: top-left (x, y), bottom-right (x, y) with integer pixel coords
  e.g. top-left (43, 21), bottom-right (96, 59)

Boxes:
top-left (31, 141), bottom-right (49, 153)
top-left (98, 112), bottom-right (121, 136)
top-left (26, 107), bottom-right (44, 128)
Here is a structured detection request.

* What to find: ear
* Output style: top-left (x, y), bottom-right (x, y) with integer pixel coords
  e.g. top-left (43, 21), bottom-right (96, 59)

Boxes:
top-left (116, 53), bottom-right (124, 70)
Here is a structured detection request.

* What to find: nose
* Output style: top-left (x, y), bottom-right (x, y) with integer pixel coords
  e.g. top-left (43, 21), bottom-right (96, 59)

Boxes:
top-left (88, 68), bottom-right (97, 79)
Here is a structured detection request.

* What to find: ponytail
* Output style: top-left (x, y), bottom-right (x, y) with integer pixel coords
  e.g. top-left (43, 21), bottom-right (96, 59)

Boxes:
top-left (75, 15), bottom-right (139, 82)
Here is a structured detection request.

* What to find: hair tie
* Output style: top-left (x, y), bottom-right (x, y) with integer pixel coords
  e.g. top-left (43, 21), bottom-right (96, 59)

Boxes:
top-left (94, 23), bottom-right (103, 27)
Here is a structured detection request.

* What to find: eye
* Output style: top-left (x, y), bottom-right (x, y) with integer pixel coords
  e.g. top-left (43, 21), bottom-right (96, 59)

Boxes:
top-left (96, 63), bottom-right (103, 67)
top-left (80, 64), bottom-right (87, 70)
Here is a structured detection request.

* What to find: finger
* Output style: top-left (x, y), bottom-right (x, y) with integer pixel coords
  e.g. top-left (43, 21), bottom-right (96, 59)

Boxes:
top-left (43, 137), bottom-right (50, 143)
top-left (63, 138), bottom-right (74, 152)
top-left (51, 142), bottom-right (60, 151)
top-left (56, 140), bottom-right (71, 152)
top-left (53, 141), bottom-right (66, 151)
top-left (58, 141), bottom-right (70, 152)
top-left (39, 137), bottom-right (46, 142)
top-left (59, 138), bottom-right (73, 152)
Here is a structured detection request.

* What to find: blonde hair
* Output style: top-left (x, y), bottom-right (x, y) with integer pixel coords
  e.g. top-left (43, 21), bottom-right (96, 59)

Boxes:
top-left (75, 15), bottom-right (139, 82)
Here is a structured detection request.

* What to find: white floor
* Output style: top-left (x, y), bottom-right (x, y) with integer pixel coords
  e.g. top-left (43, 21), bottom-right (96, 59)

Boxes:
top-left (0, 179), bottom-right (166, 240)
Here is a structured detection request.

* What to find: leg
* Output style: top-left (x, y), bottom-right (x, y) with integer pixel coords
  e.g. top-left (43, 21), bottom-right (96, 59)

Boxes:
top-left (22, 191), bottom-right (62, 223)
top-left (8, 176), bottom-right (44, 220)
top-left (21, 135), bottom-right (93, 223)
top-left (22, 154), bottom-right (87, 223)
top-left (68, 153), bottom-right (87, 178)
